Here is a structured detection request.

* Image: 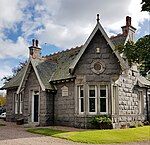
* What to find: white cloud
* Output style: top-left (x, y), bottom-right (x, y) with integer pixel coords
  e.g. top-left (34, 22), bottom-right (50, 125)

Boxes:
top-left (0, 0), bottom-right (149, 58)
top-left (34, 0), bottom-right (149, 48)
top-left (106, 0), bottom-right (149, 34)
top-left (0, 65), bottom-right (12, 89)
top-left (0, 0), bottom-right (28, 30)
top-left (0, 37), bottom-right (28, 59)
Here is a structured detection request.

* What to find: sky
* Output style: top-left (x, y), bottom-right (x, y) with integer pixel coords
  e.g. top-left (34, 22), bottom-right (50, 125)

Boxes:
top-left (0, 0), bottom-right (149, 95)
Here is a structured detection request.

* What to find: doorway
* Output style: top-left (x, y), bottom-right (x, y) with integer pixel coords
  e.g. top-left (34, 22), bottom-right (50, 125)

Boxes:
top-left (32, 92), bottom-right (39, 123)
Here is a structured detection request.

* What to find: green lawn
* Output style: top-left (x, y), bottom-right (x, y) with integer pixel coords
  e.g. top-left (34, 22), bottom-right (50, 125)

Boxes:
top-left (27, 128), bottom-right (68, 136)
top-left (27, 126), bottom-right (150, 144)
top-left (0, 124), bottom-right (5, 126)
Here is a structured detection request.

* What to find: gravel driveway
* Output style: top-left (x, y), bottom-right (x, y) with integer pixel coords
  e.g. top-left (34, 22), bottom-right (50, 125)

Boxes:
top-left (0, 120), bottom-right (149, 145)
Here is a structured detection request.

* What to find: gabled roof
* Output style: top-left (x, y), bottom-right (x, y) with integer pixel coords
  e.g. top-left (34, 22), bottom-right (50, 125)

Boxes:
top-left (69, 21), bottom-right (128, 74)
top-left (48, 46), bottom-right (81, 81)
top-left (16, 58), bottom-right (56, 94)
top-left (137, 75), bottom-right (150, 88)
top-left (111, 34), bottom-right (127, 46)
top-left (1, 67), bottom-right (26, 90)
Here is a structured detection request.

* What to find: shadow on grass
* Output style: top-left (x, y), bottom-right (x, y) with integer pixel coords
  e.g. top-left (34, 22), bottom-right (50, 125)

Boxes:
top-left (0, 124), bottom-right (6, 126)
top-left (27, 128), bottom-right (69, 136)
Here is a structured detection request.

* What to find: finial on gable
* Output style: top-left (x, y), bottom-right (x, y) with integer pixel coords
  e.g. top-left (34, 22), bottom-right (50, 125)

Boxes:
top-left (96, 14), bottom-right (100, 23)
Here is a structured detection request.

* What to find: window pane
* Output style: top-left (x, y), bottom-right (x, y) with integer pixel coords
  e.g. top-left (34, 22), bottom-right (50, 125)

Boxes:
top-left (80, 90), bottom-right (83, 98)
top-left (90, 90), bottom-right (95, 97)
top-left (89, 98), bottom-right (95, 112)
top-left (100, 90), bottom-right (106, 97)
top-left (81, 98), bottom-right (84, 112)
top-left (100, 98), bottom-right (106, 112)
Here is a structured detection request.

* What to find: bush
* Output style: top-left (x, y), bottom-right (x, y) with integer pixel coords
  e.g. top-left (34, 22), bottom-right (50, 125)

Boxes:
top-left (90, 115), bottom-right (112, 129)
top-left (143, 121), bottom-right (150, 126)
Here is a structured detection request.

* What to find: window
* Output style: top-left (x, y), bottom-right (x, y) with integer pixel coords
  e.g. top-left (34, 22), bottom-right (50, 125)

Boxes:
top-left (89, 85), bottom-right (97, 113)
top-left (91, 60), bottom-right (105, 74)
top-left (138, 91), bottom-right (142, 114)
top-left (112, 86), bottom-right (117, 114)
top-left (78, 86), bottom-right (84, 113)
top-left (99, 85), bottom-right (108, 113)
top-left (19, 93), bottom-right (23, 114)
top-left (14, 93), bottom-right (18, 114)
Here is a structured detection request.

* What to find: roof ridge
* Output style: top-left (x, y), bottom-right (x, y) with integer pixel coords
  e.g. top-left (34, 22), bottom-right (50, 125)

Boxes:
top-left (110, 34), bottom-right (127, 39)
top-left (43, 45), bottom-right (83, 59)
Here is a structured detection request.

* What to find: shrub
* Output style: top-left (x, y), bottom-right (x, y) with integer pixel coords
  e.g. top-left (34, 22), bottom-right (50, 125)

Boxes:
top-left (90, 115), bottom-right (112, 129)
top-left (137, 122), bottom-right (143, 127)
top-left (143, 121), bottom-right (150, 126)
top-left (129, 122), bottom-right (136, 128)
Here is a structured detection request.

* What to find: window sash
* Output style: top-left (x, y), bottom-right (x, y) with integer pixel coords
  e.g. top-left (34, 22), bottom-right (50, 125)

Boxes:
top-left (14, 93), bottom-right (18, 114)
top-left (99, 85), bottom-right (108, 113)
top-left (78, 85), bottom-right (84, 114)
top-left (19, 93), bottom-right (23, 114)
top-left (138, 91), bottom-right (142, 114)
top-left (88, 85), bottom-right (97, 114)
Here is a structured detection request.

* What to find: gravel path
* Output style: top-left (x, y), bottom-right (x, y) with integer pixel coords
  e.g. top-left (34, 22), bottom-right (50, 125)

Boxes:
top-left (0, 120), bottom-right (149, 145)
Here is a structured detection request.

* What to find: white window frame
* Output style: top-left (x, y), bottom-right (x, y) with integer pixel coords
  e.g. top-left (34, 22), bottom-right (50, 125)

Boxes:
top-left (19, 93), bottom-right (23, 114)
top-left (78, 85), bottom-right (84, 114)
top-left (112, 85), bottom-right (117, 115)
top-left (14, 93), bottom-right (18, 114)
top-left (99, 85), bottom-right (108, 114)
top-left (88, 85), bottom-right (97, 114)
top-left (138, 91), bottom-right (142, 114)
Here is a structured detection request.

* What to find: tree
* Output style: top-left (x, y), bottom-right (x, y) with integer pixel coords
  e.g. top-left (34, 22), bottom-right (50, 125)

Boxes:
top-left (0, 96), bottom-right (6, 106)
top-left (141, 0), bottom-right (150, 12)
top-left (136, 35), bottom-right (150, 76)
top-left (2, 60), bottom-right (27, 83)
top-left (115, 35), bottom-right (150, 76)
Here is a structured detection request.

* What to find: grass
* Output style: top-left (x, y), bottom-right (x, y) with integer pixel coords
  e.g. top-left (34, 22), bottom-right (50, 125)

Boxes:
top-left (27, 126), bottom-right (150, 144)
top-left (0, 124), bottom-right (5, 126)
top-left (27, 128), bottom-right (68, 136)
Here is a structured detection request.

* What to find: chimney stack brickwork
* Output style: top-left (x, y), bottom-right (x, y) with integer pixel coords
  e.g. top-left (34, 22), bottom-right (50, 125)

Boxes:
top-left (121, 16), bottom-right (136, 42)
top-left (29, 39), bottom-right (41, 59)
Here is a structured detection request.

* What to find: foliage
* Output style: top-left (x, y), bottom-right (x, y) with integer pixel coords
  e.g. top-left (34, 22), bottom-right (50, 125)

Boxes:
top-left (53, 126), bottom-right (150, 144)
top-left (141, 0), bottom-right (150, 12)
top-left (136, 35), bottom-right (150, 76)
top-left (115, 35), bottom-right (150, 76)
top-left (90, 115), bottom-right (112, 128)
top-left (2, 60), bottom-right (27, 83)
top-left (0, 96), bottom-right (6, 106)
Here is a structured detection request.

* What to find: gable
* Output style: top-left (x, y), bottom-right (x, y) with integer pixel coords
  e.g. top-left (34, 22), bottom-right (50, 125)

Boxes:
top-left (69, 22), bottom-right (128, 74)
top-left (17, 58), bottom-right (56, 94)
top-left (24, 65), bottom-right (40, 89)
top-left (74, 30), bottom-right (122, 81)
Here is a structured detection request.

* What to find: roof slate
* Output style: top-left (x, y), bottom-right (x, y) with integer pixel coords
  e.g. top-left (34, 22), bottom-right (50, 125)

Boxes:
top-left (48, 46), bottom-right (81, 81)
top-left (1, 66), bottom-right (26, 89)
top-left (36, 60), bottom-right (57, 89)
top-left (111, 34), bottom-right (127, 46)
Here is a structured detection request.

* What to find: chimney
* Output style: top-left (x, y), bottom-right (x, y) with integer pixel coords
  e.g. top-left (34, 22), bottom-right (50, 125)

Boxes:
top-left (29, 39), bottom-right (41, 59)
top-left (121, 16), bottom-right (136, 41)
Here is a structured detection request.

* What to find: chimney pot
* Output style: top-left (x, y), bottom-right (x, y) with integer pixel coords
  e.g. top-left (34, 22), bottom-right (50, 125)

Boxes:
top-left (126, 16), bottom-right (131, 26)
top-left (32, 39), bottom-right (35, 46)
top-left (35, 40), bottom-right (38, 47)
